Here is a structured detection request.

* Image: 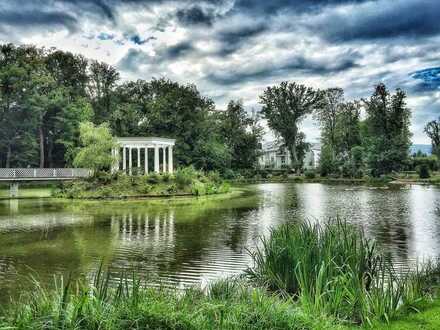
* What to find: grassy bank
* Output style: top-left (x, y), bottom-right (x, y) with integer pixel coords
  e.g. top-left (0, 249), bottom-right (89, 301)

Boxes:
top-left (1, 220), bottom-right (440, 329)
top-left (56, 167), bottom-right (230, 199)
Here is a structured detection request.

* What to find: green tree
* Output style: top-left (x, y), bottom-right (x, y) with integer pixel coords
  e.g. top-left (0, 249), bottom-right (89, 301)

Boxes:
top-left (112, 78), bottom-right (218, 170)
top-left (314, 88), bottom-right (344, 155)
top-left (88, 61), bottom-right (119, 124)
top-left (260, 81), bottom-right (324, 170)
top-left (363, 84), bottom-right (412, 176)
top-left (73, 122), bottom-right (116, 172)
top-left (218, 100), bottom-right (263, 169)
top-left (424, 118), bottom-right (440, 158)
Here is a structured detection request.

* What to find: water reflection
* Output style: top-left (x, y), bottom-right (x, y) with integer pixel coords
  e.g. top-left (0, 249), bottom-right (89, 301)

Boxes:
top-left (1, 183), bottom-right (440, 302)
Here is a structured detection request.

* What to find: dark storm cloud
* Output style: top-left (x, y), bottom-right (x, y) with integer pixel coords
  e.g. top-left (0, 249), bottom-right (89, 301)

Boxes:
top-left (118, 41), bottom-right (194, 72)
top-left (214, 23), bottom-right (269, 56)
top-left (0, 10), bottom-right (78, 32)
top-left (118, 48), bottom-right (147, 73)
top-left (309, 0), bottom-right (440, 42)
top-left (206, 52), bottom-right (361, 85)
top-left (232, 0), bottom-right (370, 15)
top-left (176, 6), bottom-right (216, 26)
top-left (129, 35), bottom-right (156, 45)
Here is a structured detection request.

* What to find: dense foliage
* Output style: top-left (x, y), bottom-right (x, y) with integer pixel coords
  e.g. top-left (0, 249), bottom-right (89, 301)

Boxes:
top-left (425, 117), bottom-right (440, 159)
top-left (57, 167), bottom-right (230, 199)
top-left (0, 44), bottom-right (261, 173)
top-left (259, 82), bottom-right (324, 171)
top-left (1, 43), bottom-right (433, 178)
top-left (73, 122), bottom-right (116, 172)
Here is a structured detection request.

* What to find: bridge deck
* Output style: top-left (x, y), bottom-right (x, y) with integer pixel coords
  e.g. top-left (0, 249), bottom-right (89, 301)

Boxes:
top-left (0, 168), bottom-right (91, 182)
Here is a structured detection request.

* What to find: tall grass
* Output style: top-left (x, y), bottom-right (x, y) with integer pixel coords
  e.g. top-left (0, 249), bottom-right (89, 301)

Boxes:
top-left (246, 219), bottom-right (440, 325)
top-left (0, 272), bottom-right (338, 330)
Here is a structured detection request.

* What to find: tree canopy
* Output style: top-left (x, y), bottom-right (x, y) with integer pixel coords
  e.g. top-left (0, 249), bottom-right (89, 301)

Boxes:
top-left (259, 81), bottom-right (324, 169)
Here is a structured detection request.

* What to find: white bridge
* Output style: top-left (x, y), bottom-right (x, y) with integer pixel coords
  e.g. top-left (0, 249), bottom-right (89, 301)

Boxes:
top-left (0, 168), bottom-right (91, 181)
top-left (0, 168), bottom-right (91, 197)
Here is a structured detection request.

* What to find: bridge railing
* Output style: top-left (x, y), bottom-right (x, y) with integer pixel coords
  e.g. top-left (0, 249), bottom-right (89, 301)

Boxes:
top-left (0, 168), bottom-right (91, 179)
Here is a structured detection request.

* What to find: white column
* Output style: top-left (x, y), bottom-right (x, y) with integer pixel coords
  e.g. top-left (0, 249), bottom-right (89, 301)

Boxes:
top-left (122, 146), bottom-right (127, 172)
top-left (168, 146), bottom-right (173, 173)
top-left (154, 145), bottom-right (160, 173)
top-left (111, 147), bottom-right (119, 173)
top-left (144, 147), bottom-right (148, 174)
top-left (163, 147), bottom-right (167, 173)
top-left (137, 147), bottom-right (141, 170)
top-left (129, 147), bottom-right (133, 175)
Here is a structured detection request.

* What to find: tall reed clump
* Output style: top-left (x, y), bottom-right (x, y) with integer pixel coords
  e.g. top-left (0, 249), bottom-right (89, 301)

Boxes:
top-left (0, 272), bottom-right (335, 330)
top-left (246, 219), bottom-right (439, 326)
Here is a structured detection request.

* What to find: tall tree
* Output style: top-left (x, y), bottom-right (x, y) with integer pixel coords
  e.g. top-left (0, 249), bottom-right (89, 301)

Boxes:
top-left (424, 118), bottom-right (440, 158)
top-left (88, 61), bottom-right (119, 124)
top-left (315, 88), bottom-right (344, 154)
top-left (364, 84), bottom-right (412, 176)
top-left (73, 121), bottom-right (116, 172)
top-left (260, 81), bottom-right (324, 169)
top-left (218, 100), bottom-right (263, 169)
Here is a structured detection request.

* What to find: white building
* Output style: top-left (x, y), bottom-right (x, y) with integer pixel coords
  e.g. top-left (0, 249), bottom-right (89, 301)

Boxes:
top-left (258, 141), bottom-right (321, 170)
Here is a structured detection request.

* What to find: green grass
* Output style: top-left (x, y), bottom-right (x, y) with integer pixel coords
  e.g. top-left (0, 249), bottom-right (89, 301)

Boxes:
top-left (246, 219), bottom-right (440, 326)
top-left (375, 301), bottom-right (440, 329)
top-left (0, 274), bottom-right (342, 330)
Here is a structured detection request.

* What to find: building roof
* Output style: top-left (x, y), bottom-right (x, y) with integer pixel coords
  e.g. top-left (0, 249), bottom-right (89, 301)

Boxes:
top-left (115, 137), bottom-right (175, 146)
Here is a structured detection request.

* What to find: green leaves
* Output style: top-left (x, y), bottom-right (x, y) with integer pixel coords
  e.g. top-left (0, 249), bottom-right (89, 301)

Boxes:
top-left (73, 122), bottom-right (116, 172)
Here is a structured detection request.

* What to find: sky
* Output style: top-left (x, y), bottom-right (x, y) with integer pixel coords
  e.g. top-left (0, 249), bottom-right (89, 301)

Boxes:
top-left (1, 0), bottom-right (439, 144)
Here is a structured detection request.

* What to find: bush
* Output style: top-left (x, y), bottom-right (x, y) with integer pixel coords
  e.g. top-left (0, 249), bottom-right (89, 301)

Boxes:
top-left (138, 184), bottom-right (152, 194)
top-left (146, 172), bottom-right (161, 184)
top-left (191, 181), bottom-right (206, 196)
top-left (175, 166), bottom-right (198, 188)
top-left (304, 170), bottom-right (316, 179)
top-left (162, 172), bottom-right (172, 182)
top-left (418, 163), bottom-right (431, 179)
top-left (222, 168), bottom-right (237, 180)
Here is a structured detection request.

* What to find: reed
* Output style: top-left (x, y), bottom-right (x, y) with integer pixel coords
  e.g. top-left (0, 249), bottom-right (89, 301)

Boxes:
top-left (246, 219), bottom-right (439, 325)
top-left (0, 272), bottom-right (337, 329)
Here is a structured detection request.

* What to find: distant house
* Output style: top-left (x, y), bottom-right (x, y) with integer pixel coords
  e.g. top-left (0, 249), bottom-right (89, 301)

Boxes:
top-left (258, 141), bottom-right (321, 170)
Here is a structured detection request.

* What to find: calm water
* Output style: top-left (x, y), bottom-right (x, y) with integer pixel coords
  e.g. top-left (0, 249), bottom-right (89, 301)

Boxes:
top-left (1, 183), bottom-right (440, 302)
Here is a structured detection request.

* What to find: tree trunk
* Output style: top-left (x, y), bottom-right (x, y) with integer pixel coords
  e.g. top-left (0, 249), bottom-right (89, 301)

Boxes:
top-left (39, 126), bottom-right (45, 168)
top-left (288, 141), bottom-right (298, 172)
top-left (6, 144), bottom-right (11, 168)
top-left (48, 139), bottom-right (53, 168)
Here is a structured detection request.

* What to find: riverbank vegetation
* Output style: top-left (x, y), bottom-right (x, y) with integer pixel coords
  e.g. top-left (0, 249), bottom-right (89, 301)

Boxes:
top-left (2, 43), bottom-right (440, 184)
top-left (1, 220), bottom-right (440, 329)
top-left (56, 166), bottom-right (230, 199)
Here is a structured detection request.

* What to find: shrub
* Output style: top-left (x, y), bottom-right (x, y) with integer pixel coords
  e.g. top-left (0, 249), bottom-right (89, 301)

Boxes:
top-left (191, 181), bottom-right (206, 196)
top-left (166, 183), bottom-right (177, 194)
top-left (138, 184), bottom-right (152, 194)
top-left (418, 163), bottom-right (431, 179)
top-left (207, 171), bottom-right (222, 184)
top-left (304, 170), bottom-right (316, 179)
top-left (218, 182), bottom-right (231, 194)
top-left (146, 172), bottom-right (161, 184)
top-left (222, 168), bottom-right (237, 180)
top-left (162, 172), bottom-right (172, 182)
top-left (175, 166), bottom-right (198, 188)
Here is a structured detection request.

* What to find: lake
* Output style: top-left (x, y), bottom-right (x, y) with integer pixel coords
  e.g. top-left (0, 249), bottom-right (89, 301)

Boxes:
top-left (1, 183), bottom-right (440, 303)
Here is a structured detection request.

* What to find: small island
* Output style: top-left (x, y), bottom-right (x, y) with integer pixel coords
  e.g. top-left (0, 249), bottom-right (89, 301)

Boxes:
top-left (55, 125), bottom-right (230, 199)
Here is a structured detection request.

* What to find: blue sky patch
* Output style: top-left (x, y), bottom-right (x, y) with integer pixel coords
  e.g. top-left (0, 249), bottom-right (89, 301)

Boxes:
top-left (411, 67), bottom-right (440, 91)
